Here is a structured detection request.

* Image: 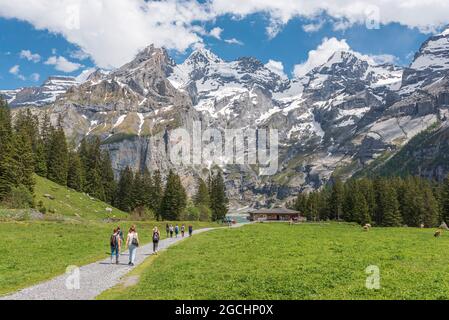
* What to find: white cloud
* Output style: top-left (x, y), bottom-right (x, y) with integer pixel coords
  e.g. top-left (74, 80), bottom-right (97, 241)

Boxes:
top-left (29, 73), bottom-right (40, 82)
top-left (293, 37), bottom-right (399, 77)
top-left (0, 1), bottom-right (448, 69)
top-left (70, 49), bottom-right (90, 61)
top-left (19, 49), bottom-right (41, 63)
top-left (209, 27), bottom-right (223, 40)
top-left (9, 65), bottom-right (26, 80)
top-left (265, 60), bottom-right (287, 78)
top-left (368, 54), bottom-right (399, 65)
top-left (293, 37), bottom-right (350, 77)
top-left (9, 65), bottom-right (20, 75)
top-left (224, 38), bottom-right (244, 45)
top-left (303, 20), bottom-right (325, 33)
top-left (45, 56), bottom-right (82, 73)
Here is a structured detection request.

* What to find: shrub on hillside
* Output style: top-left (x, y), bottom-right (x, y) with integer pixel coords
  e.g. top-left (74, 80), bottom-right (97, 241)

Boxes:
top-left (2, 186), bottom-right (34, 209)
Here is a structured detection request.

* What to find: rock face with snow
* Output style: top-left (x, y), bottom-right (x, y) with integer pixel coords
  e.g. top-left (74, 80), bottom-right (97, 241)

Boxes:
top-left (7, 29), bottom-right (449, 207)
top-left (1, 76), bottom-right (80, 107)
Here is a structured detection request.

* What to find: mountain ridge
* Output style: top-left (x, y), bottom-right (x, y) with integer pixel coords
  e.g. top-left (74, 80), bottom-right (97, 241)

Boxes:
top-left (5, 31), bottom-right (449, 208)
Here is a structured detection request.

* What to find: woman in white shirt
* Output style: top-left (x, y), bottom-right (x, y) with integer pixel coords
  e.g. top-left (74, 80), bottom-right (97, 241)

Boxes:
top-left (126, 225), bottom-right (139, 266)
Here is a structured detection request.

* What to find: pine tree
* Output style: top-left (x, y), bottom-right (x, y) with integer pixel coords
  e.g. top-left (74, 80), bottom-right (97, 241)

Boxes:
top-left (115, 166), bottom-right (134, 212)
top-left (441, 175), bottom-right (449, 224)
top-left (67, 150), bottom-right (84, 191)
top-left (0, 99), bottom-right (17, 200)
top-left (329, 177), bottom-right (344, 221)
top-left (294, 193), bottom-right (308, 215)
top-left (46, 125), bottom-right (69, 185)
top-left (160, 170), bottom-right (187, 220)
top-left (100, 150), bottom-right (116, 204)
top-left (81, 138), bottom-right (105, 201)
top-left (209, 171), bottom-right (229, 222)
top-left (150, 170), bottom-right (163, 218)
top-left (34, 137), bottom-right (48, 176)
top-left (13, 127), bottom-right (35, 193)
top-left (132, 171), bottom-right (146, 211)
top-left (378, 180), bottom-right (402, 227)
top-left (420, 179), bottom-right (440, 227)
top-left (353, 189), bottom-right (371, 225)
top-left (141, 168), bottom-right (153, 209)
top-left (194, 178), bottom-right (210, 207)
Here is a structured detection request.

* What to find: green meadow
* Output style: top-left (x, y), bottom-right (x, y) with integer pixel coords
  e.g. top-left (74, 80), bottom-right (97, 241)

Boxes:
top-left (0, 176), bottom-right (218, 296)
top-left (99, 223), bottom-right (449, 300)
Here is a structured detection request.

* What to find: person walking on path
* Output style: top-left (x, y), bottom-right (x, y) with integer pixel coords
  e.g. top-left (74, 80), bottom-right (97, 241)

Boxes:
top-left (117, 226), bottom-right (124, 253)
top-left (175, 225), bottom-right (180, 238)
top-left (181, 224), bottom-right (185, 238)
top-left (169, 225), bottom-right (174, 238)
top-left (110, 228), bottom-right (121, 265)
top-left (188, 225), bottom-right (193, 237)
top-left (152, 226), bottom-right (161, 254)
top-left (126, 225), bottom-right (140, 266)
top-left (165, 224), bottom-right (169, 238)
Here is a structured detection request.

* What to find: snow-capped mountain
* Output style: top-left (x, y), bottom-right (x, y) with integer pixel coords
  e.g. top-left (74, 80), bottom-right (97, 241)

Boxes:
top-left (6, 30), bottom-right (449, 207)
top-left (1, 76), bottom-right (80, 107)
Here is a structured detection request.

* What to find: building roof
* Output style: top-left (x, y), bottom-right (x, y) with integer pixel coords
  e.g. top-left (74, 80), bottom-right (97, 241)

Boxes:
top-left (249, 208), bottom-right (300, 215)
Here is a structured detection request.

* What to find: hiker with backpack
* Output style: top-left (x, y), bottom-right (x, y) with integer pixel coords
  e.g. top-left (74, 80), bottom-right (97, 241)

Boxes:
top-left (152, 226), bottom-right (161, 254)
top-left (126, 225), bottom-right (140, 266)
top-left (181, 224), bottom-right (185, 238)
top-left (117, 226), bottom-right (124, 253)
top-left (189, 225), bottom-right (193, 237)
top-left (175, 225), bottom-right (180, 238)
top-left (169, 225), bottom-right (174, 238)
top-left (110, 228), bottom-right (121, 264)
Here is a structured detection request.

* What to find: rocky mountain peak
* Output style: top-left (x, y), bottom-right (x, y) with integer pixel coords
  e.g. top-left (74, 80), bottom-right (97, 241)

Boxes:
top-left (186, 48), bottom-right (222, 66)
top-left (410, 29), bottom-right (449, 72)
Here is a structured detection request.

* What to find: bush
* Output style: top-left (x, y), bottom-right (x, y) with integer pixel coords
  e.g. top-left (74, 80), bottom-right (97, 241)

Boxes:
top-left (37, 200), bottom-right (47, 214)
top-left (184, 206), bottom-right (200, 221)
top-left (3, 186), bottom-right (34, 209)
top-left (130, 206), bottom-right (157, 221)
top-left (198, 205), bottom-right (212, 222)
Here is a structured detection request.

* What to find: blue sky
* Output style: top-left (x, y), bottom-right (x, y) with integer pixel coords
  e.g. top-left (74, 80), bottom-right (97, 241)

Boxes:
top-left (0, 12), bottom-right (435, 90)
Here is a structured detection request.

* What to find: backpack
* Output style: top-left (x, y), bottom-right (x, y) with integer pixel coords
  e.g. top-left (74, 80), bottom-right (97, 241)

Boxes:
top-left (110, 234), bottom-right (117, 247)
top-left (153, 232), bottom-right (160, 242)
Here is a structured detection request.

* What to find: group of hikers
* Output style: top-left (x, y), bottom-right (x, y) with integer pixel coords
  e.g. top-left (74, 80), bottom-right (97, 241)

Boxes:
top-left (165, 223), bottom-right (193, 239)
top-left (110, 224), bottom-right (194, 265)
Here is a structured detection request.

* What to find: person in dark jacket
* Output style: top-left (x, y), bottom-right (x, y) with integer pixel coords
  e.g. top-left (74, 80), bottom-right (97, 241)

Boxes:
top-left (152, 226), bottom-right (161, 254)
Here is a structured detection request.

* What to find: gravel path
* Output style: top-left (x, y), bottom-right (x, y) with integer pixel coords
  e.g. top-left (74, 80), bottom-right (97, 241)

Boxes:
top-left (1, 224), bottom-right (245, 300)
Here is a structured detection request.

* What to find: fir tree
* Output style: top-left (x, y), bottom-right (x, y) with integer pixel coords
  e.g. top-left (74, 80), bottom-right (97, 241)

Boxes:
top-left (100, 150), bottom-right (116, 204)
top-left (67, 150), bottom-right (84, 191)
top-left (378, 180), bottom-right (402, 227)
top-left (160, 170), bottom-right (187, 220)
top-left (441, 175), bottom-right (449, 224)
top-left (194, 178), bottom-right (210, 207)
top-left (329, 177), bottom-right (344, 221)
top-left (150, 170), bottom-right (163, 218)
top-left (46, 125), bottom-right (69, 185)
top-left (209, 171), bottom-right (229, 222)
top-left (0, 99), bottom-right (17, 199)
top-left (13, 127), bottom-right (35, 193)
top-left (115, 166), bottom-right (134, 212)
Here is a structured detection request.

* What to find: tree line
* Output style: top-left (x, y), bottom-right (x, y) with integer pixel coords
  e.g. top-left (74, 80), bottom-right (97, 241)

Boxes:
top-left (0, 99), bottom-right (229, 221)
top-left (114, 167), bottom-right (229, 222)
top-left (293, 176), bottom-right (449, 227)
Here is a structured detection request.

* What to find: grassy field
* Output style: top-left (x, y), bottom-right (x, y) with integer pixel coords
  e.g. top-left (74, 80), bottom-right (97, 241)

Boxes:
top-left (99, 223), bottom-right (449, 300)
top-left (0, 220), bottom-right (218, 296)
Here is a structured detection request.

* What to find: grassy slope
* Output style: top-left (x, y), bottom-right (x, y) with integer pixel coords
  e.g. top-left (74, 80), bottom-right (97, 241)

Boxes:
top-left (99, 223), bottom-right (449, 300)
top-left (0, 220), bottom-right (217, 296)
top-left (0, 175), bottom-right (219, 295)
top-left (33, 175), bottom-right (127, 220)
